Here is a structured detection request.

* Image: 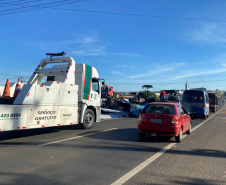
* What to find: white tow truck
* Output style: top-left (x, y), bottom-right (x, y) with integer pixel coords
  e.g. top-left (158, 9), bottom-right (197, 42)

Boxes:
top-left (0, 52), bottom-right (101, 131)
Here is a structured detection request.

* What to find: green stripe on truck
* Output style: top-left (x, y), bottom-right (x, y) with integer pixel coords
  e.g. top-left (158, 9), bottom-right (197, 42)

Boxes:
top-left (83, 65), bottom-right (92, 100)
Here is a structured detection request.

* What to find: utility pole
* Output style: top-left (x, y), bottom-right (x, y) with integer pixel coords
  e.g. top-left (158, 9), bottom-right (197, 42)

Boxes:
top-left (185, 80), bottom-right (188, 90)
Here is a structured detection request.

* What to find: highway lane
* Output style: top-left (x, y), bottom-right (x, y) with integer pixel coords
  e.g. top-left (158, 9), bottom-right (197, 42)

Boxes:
top-left (124, 102), bottom-right (226, 185)
top-left (0, 99), bottom-right (225, 185)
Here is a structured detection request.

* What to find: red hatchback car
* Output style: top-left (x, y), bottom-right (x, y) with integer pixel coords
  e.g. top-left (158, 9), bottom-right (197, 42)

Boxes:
top-left (138, 102), bottom-right (191, 142)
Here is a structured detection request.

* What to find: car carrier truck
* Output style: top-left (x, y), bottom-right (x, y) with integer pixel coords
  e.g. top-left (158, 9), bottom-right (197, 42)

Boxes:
top-left (0, 52), bottom-right (101, 132)
top-left (207, 92), bottom-right (219, 112)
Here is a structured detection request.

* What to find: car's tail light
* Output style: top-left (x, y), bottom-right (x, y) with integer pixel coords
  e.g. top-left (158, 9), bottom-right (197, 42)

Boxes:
top-left (138, 114), bottom-right (142, 121)
top-left (172, 116), bottom-right (179, 124)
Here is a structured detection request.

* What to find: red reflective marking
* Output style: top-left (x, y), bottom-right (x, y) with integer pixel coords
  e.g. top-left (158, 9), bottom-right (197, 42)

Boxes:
top-left (70, 84), bottom-right (73, 86)
top-left (17, 127), bottom-right (20, 129)
top-left (27, 93), bottom-right (30, 97)
top-left (74, 71), bottom-right (75, 75)
top-left (66, 70), bottom-right (68, 73)
top-left (77, 91), bottom-right (78, 95)
top-left (42, 125), bottom-right (45, 128)
top-left (68, 63), bottom-right (72, 66)
top-left (57, 124), bottom-right (60, 126)
top-left (33, 72), bottom-right (36, 74)
top-left (0, 129), bottom-right (1, 131)
top-left (67, 67), bottom-right (69, 69)
top-left (22, 127), bottom-right (26, 129)
top-left (57, 82), bottom-right (59, 84)
top-left (70, 123), bottom-right (73, 125)
top-left (38, 65), bottom-right (40, 67)
top-left (88, 67), bottom-right (93, 100)
top-left (40, 85), bottom-right (43, 87)
top-left (36, 68), bottom-right (38, 71)
top-left (77, 109), bottom-right (78, 113)
top-left (66, 77), bottom-right (68, 80)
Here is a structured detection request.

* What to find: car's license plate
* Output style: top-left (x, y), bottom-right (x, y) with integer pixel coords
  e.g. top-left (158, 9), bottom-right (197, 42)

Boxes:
top-left (150, 118), bottom-right (162, 123)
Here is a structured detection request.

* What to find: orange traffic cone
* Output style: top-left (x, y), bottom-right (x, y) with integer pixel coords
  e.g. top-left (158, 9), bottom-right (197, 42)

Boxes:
top-left (2, 79), bottom-right (10, 99)
top-left (13, 78), bottom-right (21, 98)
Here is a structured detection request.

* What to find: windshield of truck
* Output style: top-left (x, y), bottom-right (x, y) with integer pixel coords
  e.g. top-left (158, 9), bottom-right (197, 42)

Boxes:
top-left (92, 78), bottom-right (99, 93)
top-left (182, 90), bottom-right (204, 103)
top-left (142, 104), bottom-right (176, 115)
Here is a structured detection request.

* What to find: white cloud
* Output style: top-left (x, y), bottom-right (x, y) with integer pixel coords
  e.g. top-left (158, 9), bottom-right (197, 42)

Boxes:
top-left (128, 67), bottom-right (174, 79)
top-left (188, 23), bottom-right (226, 45)
top-left (111, 71), bottom-right (124, 75)
top-left (175, 62), bottom-right (185, 67)
top-left (113, 52), bottom-right (141, 57)
top-left (71, 46), bottom-right (106, 56)
top-left (222, 63), bottom-right (226, 67)
top-left (30, 32), bottom-right (106, 56)
top-left (115, 64), bottom-right (136, 69)
top-left (170, 68), bottom-right (226, 80)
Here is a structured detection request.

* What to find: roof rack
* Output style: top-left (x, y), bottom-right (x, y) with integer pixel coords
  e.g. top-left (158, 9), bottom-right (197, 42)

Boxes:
top-left (46, 52), bottom-right (66, 58)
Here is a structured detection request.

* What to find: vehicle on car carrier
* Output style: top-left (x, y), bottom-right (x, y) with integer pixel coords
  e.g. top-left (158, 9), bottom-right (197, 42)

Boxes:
top-left (0, 52), bottom-right (101, 131)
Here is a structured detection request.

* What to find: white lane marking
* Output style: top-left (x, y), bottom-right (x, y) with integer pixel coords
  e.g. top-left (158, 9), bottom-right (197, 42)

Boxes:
top-left (111, 103), bottom-right (226, 185)
top-left (111, 143), bottom-right (176, 185)
top-left (39, 128), bottom-right (117, 146)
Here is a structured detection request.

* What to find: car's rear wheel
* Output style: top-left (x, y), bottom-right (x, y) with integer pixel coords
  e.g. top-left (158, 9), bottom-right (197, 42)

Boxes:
top-left (186, 124), bottom-right (191, 135)
top-left (139, 133), bottom-right (146, 139)
top-left (175, 128), bottom-right (182, 143)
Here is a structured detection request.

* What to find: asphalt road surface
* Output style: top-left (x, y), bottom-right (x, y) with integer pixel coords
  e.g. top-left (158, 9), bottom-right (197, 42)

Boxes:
top-left (0, 97), bottom-right (225, 185)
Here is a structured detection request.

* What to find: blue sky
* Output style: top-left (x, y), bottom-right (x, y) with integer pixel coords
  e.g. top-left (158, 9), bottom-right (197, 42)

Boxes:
top-left (1, 0), bottom-right (226, 92)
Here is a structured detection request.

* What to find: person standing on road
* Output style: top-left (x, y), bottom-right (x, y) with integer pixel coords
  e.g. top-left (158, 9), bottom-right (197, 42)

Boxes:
top-left (160, 90), bottom-right (166, 102)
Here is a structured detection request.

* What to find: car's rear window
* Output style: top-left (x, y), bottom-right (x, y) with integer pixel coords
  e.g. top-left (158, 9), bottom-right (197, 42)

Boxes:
top-left (182, 90), bottom-right (204, 103)
top-left (142, 104), bottom-right (176, 115)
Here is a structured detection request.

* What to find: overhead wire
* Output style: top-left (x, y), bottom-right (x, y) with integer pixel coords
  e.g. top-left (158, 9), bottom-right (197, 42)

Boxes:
top-left (46, 7), bottom-right (226, 23)
top-left (0, 0), bottom-right (89, 16)
top-left (0, 0), bottom-right (44, 8)
top-left (0, 0), bottom-right (226, 24)
top-left (103, 79), bottom-right (226, 85)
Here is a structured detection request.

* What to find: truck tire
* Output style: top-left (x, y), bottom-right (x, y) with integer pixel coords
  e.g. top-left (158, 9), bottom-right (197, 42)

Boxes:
top-left (82, 109), bottom-right (95, 129)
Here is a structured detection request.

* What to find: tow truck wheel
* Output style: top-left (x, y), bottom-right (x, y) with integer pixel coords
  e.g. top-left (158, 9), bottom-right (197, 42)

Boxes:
top-left (82, 109), bottom-right (95, 129)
